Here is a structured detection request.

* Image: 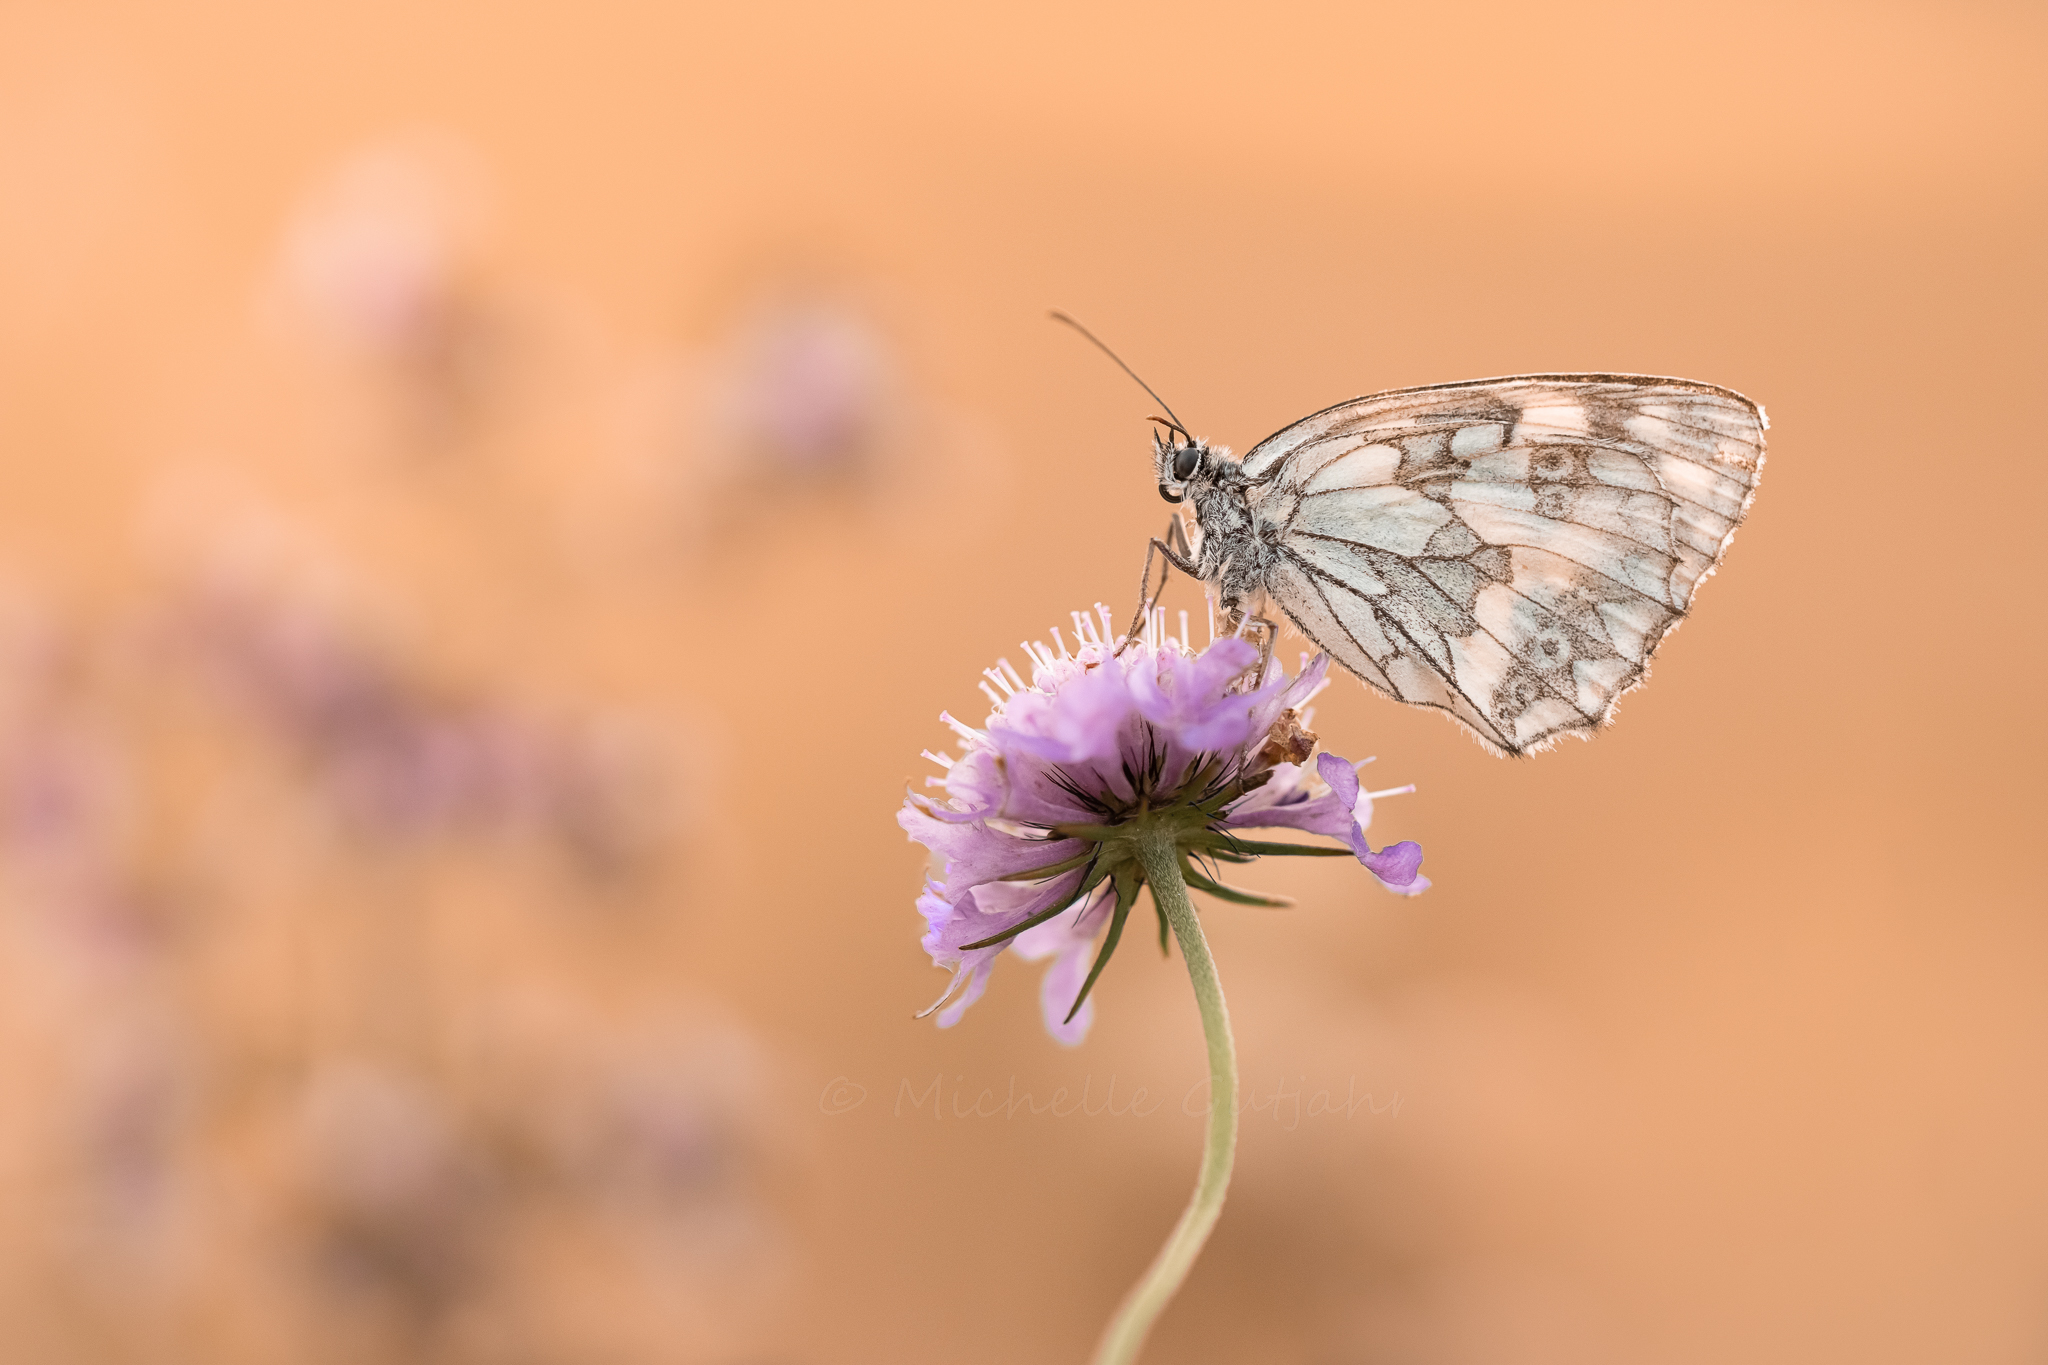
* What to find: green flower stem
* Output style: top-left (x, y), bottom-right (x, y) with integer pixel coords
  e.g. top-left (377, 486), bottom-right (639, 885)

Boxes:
top-left (1093, 827), bottom-right (1238, 1365)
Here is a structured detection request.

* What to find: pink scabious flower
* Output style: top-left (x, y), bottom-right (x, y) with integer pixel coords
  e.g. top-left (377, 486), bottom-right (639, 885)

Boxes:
top-left (899, 605), bottom-right (1427, 1046)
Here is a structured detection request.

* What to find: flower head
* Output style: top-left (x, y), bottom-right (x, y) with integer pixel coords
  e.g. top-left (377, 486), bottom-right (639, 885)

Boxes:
top-left (899, 604), bottom-right (1426, 1045)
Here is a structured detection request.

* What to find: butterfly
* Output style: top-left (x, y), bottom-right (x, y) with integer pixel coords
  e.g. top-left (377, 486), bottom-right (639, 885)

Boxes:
top-left (1054, 317), bottom-right (1767, 756)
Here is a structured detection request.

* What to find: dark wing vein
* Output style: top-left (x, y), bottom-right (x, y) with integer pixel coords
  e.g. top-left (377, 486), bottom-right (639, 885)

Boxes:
top-left (1287, 551), bottom-right (1524, 747)
top-left (1289, 527), bottom-right (1674, 607)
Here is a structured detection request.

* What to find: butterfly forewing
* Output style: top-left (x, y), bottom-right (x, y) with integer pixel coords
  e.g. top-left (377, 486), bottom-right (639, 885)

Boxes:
top-left (1245, 375), bottom-right (1766, 755)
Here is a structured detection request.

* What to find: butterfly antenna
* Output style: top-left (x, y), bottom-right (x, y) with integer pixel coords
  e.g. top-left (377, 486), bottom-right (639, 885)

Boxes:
top-left (1048, 311), bottom-right (1191, 438)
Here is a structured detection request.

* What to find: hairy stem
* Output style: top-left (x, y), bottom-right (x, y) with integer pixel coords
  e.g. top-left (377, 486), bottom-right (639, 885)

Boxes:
top-left (1092, 828), bottom-right (1238, 1365)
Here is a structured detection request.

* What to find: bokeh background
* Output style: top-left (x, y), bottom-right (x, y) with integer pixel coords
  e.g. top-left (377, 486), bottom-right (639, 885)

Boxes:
top-left (0, 3), bottom-right (2042, 1362)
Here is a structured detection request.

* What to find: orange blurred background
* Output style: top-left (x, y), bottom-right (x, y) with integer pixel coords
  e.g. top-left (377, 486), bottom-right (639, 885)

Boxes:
top-left (0, 3), bottom-right (2042, 1362)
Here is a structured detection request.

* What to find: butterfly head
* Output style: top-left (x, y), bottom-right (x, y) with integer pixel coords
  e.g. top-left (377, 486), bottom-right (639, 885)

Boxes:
top-left (1151, 424), bottom-right (1216, 503)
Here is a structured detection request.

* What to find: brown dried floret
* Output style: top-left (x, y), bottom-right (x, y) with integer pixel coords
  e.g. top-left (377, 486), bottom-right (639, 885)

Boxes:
top-left (1254, 707), bottom-right (1317, 770)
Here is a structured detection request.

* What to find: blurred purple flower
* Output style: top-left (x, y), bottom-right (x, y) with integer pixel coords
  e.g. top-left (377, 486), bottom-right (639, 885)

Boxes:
top-left (899, 605), bottom-right (1427, 1045)
top-left (280, 143), bottom-right (486, 348)
top-left (298, 1062), bottom-right (485, 1323)
top-left (275, 139), bottom-right (501, 444)
top-left (180, 586), bottom-right (669, 868)
top-left (717, 298), bottom-right (888, 476)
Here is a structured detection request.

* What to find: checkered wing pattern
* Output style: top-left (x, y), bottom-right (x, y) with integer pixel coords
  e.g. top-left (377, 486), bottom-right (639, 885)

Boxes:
top-left (1243, 374), bottom-right (1766, 754)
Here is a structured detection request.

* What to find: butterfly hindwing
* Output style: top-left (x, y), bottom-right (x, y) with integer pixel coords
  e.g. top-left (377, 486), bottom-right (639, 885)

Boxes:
top-left (1246, 375), bottom-right (1766, 755)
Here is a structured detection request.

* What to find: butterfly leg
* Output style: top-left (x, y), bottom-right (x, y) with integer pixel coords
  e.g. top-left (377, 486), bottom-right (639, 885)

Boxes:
top-left (1116, 525), bottom-right (1201, 655)
top-left (1248, 615), bottom-right (1280, 681)
top-left (1220, 611), bottom-right (1280, 689)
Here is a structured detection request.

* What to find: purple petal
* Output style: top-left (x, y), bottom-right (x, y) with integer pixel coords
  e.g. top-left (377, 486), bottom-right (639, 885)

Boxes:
top-left (1128, 638), bottom-right (1269, 752)
top-left (898, 798), bottom-right (1083, 898)
top-left (990, 665), bottom-right (1135, 764)
top-left (1013, 888), bottom-right (1113, 1045)
top-left (914, 864), bottom-right (1097, 1032)
top-left (1223, 761), bottom-right (1357, 840)
top-left (1315, 751), bottom-right (1361, 811)
top-left (945, 747), bottom-right (1100, 827)
top-left (1310, 752), bottom-right (1430, 893)
top-left (1362, 840), bottom-right (1430, 895)
top-left (1273, 651), bottom-right (1331, 712)
top-left (1242, 651), bottom-right (1330, 740)
top-left (920, 868), bottom-right (1087, 959)
top-left (1037, 939), bottom-right (1096, 1045)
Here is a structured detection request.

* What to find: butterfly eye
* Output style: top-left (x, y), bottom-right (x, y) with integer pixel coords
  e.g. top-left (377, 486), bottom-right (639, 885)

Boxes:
top-left (1171, 445), bottom-right (1201, 481)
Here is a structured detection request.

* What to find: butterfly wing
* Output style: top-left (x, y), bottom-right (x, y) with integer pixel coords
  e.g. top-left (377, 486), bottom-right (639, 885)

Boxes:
top-left (1245, 374), bottom-right (1766, 755)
